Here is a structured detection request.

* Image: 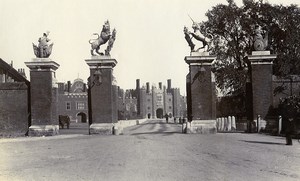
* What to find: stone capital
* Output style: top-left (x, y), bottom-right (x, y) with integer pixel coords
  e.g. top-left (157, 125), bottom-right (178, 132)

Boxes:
top-left (185, 54), bottom-right (216, 66)
top-left (248, 51), bottom-right (277, 64)
top-left (25, 59), bottom-right (60, 71)
top-left (85, 57), bottom-right (117, 69)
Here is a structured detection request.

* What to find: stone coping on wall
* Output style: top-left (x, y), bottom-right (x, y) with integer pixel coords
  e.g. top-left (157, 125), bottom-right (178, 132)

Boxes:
top-left (113, 119), bottom-right (148, 135)
top-left (184, 120), bottom-right (217, 134)
top-left (89, 119), bottom-right (148, 135)
top-left (28, 125), bottom-right (59, 136)
top-left (89, 123), bottom-right (114, 135)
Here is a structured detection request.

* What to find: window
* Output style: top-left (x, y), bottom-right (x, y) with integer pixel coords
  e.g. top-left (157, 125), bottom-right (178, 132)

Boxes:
top-left (76, 102), bottom-right (85, 110)
top-left (66, 102), bottom-right (71, 110)
top-left (148, 107), bottom-right (151, 110)
top-left (157, 95), bottom-right (162, 102)
top-left (169, 98), bottom-right (172, 102)
top-left (156, 94), bottom-right (163, 106)
top-left (169, 106), bottom-right (172, 110)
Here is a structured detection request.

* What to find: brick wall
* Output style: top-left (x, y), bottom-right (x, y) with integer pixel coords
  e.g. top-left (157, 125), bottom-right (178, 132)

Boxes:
top-left (0, 82), bottom-right (29, 136)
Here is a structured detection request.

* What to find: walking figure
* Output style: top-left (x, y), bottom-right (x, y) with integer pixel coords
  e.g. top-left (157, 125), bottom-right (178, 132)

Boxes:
top-left (286, 118), bottom-right (294, 145)
top-left (165, 113), bottom-right (169, 123)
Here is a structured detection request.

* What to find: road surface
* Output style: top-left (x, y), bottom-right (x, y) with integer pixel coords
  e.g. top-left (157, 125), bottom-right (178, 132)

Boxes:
top-left (0, 119), bottom-right (300, 181)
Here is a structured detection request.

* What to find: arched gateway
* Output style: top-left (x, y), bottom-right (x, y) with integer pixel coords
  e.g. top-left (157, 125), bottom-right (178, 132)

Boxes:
top-left (156, 108), bottom-right (163, 119)
top-left (77, 112), bottom-right (87, 123)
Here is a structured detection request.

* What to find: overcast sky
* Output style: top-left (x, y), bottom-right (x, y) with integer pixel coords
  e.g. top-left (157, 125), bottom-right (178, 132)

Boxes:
top-left (0, 0), bottom-right (298, 94)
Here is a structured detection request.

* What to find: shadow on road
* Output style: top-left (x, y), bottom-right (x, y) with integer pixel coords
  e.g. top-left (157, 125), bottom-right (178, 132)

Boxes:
top-left (123, 119), bottom-right (183, 136)
top-left (130, 132), bottom-right (182, 136)
top-left (240, 140), bottom-right (285, 145)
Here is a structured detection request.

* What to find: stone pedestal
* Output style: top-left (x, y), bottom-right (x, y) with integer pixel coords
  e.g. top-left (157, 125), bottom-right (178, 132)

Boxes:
top-left (25, 58), bottom-right (59, 136)
top-left (185, 52), bottom-right (217, 134)
top-left (86, 56), bottom-right (118, 135)
top-left (248, 51), bottom-right (276, 131)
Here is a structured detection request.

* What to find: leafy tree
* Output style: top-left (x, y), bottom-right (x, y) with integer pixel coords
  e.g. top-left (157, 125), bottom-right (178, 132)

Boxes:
top-left (278, 96), bottom-right (300, 130)
top-left (201, 0), bottom-right (300, 96)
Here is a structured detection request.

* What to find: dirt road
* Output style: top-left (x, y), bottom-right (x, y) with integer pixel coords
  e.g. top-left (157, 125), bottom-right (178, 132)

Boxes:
top-left (1, 119), bottom-right (299, 181)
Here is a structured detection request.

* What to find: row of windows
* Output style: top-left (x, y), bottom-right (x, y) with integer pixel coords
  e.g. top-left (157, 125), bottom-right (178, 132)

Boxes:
top-left (147, 106), bottom-right (172, 110)
top-left (147, 98), bottom-right (172, 102)
top-left (66, 102), bottom-right (86, 110)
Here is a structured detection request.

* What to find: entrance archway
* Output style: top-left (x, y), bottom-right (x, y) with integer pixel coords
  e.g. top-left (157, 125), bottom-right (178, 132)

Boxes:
top-left (156, 108), bottom-right (163, 119)
top-left (147, 113), bottom-right (151, 119)
top-left (77, 112), bottom-right (87, 123)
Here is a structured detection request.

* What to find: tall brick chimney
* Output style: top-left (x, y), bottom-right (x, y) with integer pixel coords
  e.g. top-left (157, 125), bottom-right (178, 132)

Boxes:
top-left (146, 82), bottom-right (150, 93)
top-left (136, 79), bottom-right (140, 115)
top-left (136, 79), bottom-right (140, 89)
top-left (67, 81), bottom-right (71, 93)
top-left (167, 79), bottom-right (171, 92)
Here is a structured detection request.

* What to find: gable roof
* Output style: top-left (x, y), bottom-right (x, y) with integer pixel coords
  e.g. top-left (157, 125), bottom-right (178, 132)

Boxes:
top-left (0, 58), bottom-right (30, 86)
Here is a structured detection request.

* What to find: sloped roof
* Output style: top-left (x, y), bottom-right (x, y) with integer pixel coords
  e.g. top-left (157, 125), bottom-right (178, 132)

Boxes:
top-left (0, 58), bottom-right (30, 86)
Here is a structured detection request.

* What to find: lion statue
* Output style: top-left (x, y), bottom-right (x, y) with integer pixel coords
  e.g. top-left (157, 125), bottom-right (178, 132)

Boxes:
top-left (89, 20), bottom-right (116, 56)
top-left (105, 28), bottom-right (116, 56)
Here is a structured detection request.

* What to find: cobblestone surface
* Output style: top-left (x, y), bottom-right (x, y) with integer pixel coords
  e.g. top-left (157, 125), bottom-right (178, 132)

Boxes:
top-left (0, 120), bottom-right (299, 181)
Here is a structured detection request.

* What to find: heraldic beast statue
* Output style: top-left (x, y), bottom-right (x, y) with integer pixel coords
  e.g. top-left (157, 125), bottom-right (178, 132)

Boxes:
top-left (33, 31), bottom-right (53, 58)
top-left (89, 20), bottom-right (116, 56)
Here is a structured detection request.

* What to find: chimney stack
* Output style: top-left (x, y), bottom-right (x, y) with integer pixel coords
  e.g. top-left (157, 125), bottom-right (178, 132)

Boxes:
top-left (67, 81), bottom-right (71, 92)
top-left (146, 82), bottom-right (150, 93)
top-left (136, 79), bottom-right (140, 89)
top-left (167, 79), bottom-right (171, 92)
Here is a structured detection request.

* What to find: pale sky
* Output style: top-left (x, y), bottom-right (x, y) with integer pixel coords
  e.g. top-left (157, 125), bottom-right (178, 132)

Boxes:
top-left (0, 0), bottom-right (298, 94)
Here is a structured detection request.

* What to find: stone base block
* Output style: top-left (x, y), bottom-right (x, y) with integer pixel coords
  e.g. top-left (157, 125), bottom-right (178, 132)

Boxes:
top-left (28, 125), bottom-right (59, 136)
top-left (186, 120), bottom-right (217, 134)
top-left (112, 123), bottom-right (123, 135)
top-left (89, 123), bottom-right (114, 135)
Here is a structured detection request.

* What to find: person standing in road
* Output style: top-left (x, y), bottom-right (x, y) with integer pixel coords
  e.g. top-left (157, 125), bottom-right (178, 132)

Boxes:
top-left (165, 113), bottom-right (169, 123)
top-left (285, 117), bottom-right (295, 145)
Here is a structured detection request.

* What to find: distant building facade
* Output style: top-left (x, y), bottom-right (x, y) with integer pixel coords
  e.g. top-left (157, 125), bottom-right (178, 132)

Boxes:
top-left (55, 78), bottom-right (187, 122)
top-left (117, 89), bottom-right (138, 120)
top-left (57, 78), bottom-right (88, 123)
top-left (135, 79), bottom-right (186, 119)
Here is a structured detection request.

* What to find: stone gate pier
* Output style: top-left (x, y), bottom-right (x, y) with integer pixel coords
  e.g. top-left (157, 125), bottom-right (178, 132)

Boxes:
top-left (185, 52), bottom-right (217, 134)
top-left (25, 59), bottom-right (60, 136)
top-left (86, 56), bottom-right (118, 134)
top-left (248, 51), bottom-right (276, 132)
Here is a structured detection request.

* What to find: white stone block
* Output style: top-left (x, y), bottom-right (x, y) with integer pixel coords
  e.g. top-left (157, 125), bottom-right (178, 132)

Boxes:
top-left (228, 116), bottom-right (232, 131)
top-left (232, 116), bottom-right (236, 130)
top-left (89, 123), bottom-right (113, 135)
